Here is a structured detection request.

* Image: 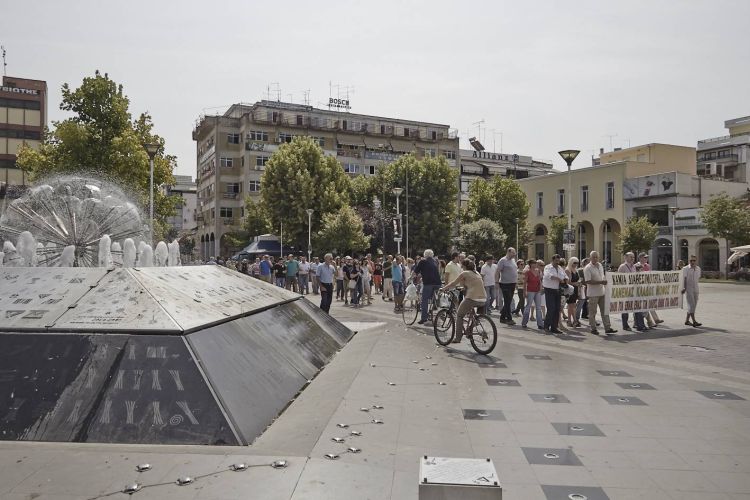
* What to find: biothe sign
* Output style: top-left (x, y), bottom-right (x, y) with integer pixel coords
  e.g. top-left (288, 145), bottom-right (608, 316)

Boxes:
top-left (0, 86), bottom-right (39, 95)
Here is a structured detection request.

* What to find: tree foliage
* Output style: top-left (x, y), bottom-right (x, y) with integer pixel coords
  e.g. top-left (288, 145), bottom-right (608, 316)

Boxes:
top-left (464, 176), bottom-right (531, 249)
top-left (547, 215), bottom-right (567, 255)
top-left (701, 193), bottom-right (750, 245)
top-left (261, 137), bottom-right (351, 246)
top-left (458, 218), bottom-right (506, 260)
top-left (243, 197), bottom-right (272, 238)
top-left (618, 215), bottom-right (659, 254)
top-left (314, 205), bottom-right (370, 256)
top-left (370, 154), bottom-right (458, 256)
top-left (16, 71), bottom-right (179, 222)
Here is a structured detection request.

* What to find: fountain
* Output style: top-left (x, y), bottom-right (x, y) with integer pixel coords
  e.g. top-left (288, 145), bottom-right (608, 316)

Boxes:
top-left (0, 176), bottom-right (353, 446)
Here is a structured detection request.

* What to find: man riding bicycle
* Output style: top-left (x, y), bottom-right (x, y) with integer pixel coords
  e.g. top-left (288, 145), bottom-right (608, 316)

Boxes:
top-left (439, 258), bottom-right (486, 343)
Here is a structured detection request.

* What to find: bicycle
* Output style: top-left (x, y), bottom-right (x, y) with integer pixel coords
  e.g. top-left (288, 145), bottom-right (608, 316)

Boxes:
top-left (434, 303), bottom-right (498, 355)
top-left (402, 282), bottom-right (456, 326)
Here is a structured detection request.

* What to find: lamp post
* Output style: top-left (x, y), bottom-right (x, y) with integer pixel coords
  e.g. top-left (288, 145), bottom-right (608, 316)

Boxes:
top-left (669, 206), bottom-right (678, 270)
top-left (514, 217), bottom-right (520, 256)
top-left (558, 150), bottom-right (580, 260)
top-left (306, 209), bottom-right (314, 261)
top-left (144, 143), bottom-right (159, 248)
top-left (603, 219), bottom-right (609, 269)
top-left (393, 187), bottom-right (403, 255)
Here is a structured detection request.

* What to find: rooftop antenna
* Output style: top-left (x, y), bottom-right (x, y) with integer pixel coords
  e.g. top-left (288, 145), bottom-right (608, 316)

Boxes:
top-left (1, 45), bottom-right (6, 76)
top-left (271, 82), bottom-right (281, 101)
top-left (472, 119), bottom-right (485, 145)
top-left (491, 129), bottom-right (503, 153)
top-left (604, 133), bottom-right (618, 151)
top-left (286, 93), bottom-right (293, 103)
top-left (302, 89), bottom-right (310, 106)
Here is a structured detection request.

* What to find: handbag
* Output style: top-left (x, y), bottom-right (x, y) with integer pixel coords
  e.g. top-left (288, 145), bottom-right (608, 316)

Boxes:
top-left (348, 279), bottom-right (357, 290)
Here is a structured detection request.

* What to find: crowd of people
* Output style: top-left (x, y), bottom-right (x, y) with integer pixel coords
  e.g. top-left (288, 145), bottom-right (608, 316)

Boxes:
top-left (218, 247), bottom-right (703, 332)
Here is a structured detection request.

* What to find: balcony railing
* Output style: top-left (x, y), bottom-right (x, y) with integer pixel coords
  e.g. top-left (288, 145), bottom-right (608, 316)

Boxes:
top-left (222, 192), bottom-right (239, 199)
top-left (697, 154), bottom-right (738, 163)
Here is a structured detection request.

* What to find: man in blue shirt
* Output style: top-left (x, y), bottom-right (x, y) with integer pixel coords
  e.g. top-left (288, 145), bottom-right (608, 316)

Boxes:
top-left (317, 253), bottom-right (335, 313)
top-left (414, 249), bottom-right (442, 324)
top-left (285, 254), bottom-right (299, 293)
top-left (392, 256), bottom-right (404, 311)
top-left (259, 255), bottom-right (272, 283)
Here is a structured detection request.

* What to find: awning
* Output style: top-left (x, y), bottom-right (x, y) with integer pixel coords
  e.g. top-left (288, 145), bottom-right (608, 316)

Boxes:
top-left (727, 244), bottom-right (750, 264)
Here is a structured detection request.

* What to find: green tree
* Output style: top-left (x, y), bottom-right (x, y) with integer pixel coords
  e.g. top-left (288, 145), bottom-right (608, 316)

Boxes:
top-left (617, 215), bottom-right (659, 254)
top-left (458, 218), bottom-right (506, 259)
top-left (314, 205), bottom-right (370, 256)
top-left (16, 71), bottom-right (179, 222)
top-left (547, 215), bottom-right (567, 256)
top-left (372, 154), bottom-right (458, 256)
top-left (243, 197), bottom-right (272, 237)
top-left (464, 176), bottom-right (531, 249)
top-left (179, 236), bottom-right (196, 258)
top-left (701, 193), bottom-right (750, 245)
top-left (261, 136), bottom-right (351, 247)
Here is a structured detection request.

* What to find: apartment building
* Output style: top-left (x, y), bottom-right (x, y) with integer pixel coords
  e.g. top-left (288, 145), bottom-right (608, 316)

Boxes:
top-left (696, 115), bottom-right (750, 183)
top-left (192, 100), bottom-right (459, 259)
top-left (162, 174), bottom-right (197, 233)
top-left (518, 144), bottom-right (696, 267)
top-left (0, 76), bottom-right (47, 199)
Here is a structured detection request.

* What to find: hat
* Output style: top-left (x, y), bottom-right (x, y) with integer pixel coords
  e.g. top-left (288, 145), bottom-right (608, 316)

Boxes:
top-left (345, 255), bottom-right (352, 260)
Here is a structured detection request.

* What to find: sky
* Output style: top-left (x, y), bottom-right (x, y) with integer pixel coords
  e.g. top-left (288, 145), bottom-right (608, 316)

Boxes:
top-left (2, 0), bottom-right (749, 177)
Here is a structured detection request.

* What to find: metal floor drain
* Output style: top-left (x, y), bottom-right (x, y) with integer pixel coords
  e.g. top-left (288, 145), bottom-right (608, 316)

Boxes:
top-left (696, 390), bottom-right (746, 400)
top-left (522, 447), bottom-right (582, 466)
top-left (597, 370), bottom-right (633, 377)
top-left (615, 382), bottom-right (656, 390)
top-left (601, 395), bottom-right (647, 406)
top-left (542, 485), bottom-right (609, 500)
top-left (552, 422), bottom-right (605, 436)
top-left (525, 355), bottom-right (552, 360)
top-left (530, 394), bottom-right (571, 403)
top-left (462, 409), bottom-right (506, 421)
top-left (485, 378), bottom-right (521, 386)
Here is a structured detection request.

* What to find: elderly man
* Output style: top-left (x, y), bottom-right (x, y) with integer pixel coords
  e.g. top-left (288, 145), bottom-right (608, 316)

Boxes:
top-left (542, 254), bottom-right (567, 334)
top-left (480, 255), bottom-right (497, 313)
top-left (681, 255), bottom-right (702, 327)
top-left (583, 251), bottom-right (617, 336)
top-left (639, 252), bottom-right (663, 327)
top-left (496, 247), bottom-right (518, 325)
top-left (618, 252), bottom-right (647, 331)
top-left (415, 249), bottom-right (441, 324)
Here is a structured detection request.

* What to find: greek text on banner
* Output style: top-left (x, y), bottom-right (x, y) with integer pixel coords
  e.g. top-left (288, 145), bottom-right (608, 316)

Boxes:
top-left (605, 271), bottom-right (682, 314)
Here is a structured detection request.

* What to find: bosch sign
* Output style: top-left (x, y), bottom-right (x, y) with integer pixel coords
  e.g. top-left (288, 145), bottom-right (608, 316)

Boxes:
top-left (328, 98), bottom-right (350, 110)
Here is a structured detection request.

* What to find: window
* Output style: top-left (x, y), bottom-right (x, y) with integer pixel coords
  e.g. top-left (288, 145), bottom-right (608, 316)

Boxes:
top-left (226, 183), bottom-right (241, 194)
top-left (296, 114), bottom-right (303, 126)
top-left (220, 207), bottom-right (233, 218)
top-left (365, 165), bottom-right (376, 175)
top-left (380, 124), bottom-right (386, 134)
top-left (580, 185), bottom-right (589, 212)
top-left (310, 136), bottom-right (325, 147)
top-left (461, 180), bottom-right (471, 193)
top-left (241, 156), bottom-right (245, 167)
top-left (248, 181), bottom-right (261, 192)
top-left (227, 133), bottom-right (240, 144)
top-left (342, 120), bottom-right (348, 130)
top-left (557, 189), bottom-right (565, 214)
top-left (278, 132), bottom-right (294, 143)
top-left (606, 182), bottom-right (615, 209)
top-left (431, 130), bottom-right (438, 140)
top-left (343, 164), bottom-right (359, 174)
top-left (351, 121), bottom-right (366, 132)
top-left (536, 192), bottom-right (543, 216)
top-left (248, 130), bottom-right (269, 141)
top-left (403, 127), bottom-right (410, 137)
top-left (443, 151), bottom-right (456, 160)
top-left (424, 148), bottom-right (436, 158)
top-left (220, 157), bottom-right (234, 168)
top-left (256, 156), bottom-right (269, 168)
top-left (270, 111), bottom-right (279, 123)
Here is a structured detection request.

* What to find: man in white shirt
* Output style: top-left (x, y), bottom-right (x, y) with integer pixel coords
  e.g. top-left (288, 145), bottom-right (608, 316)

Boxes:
top-left (480, 256), bottom-right (498, 313)
top-left (444, 252), bottom-right (462, 285)
top-left (617, 252), bottom-right (647, 331)
top-left (681, 255), bottom-right (702, 327)
top-left (298, 257), bottom-right (311, 295)
top-left (542, 254), bottom-right (567, 333)
top-left (496, 248), bottom-right (518, 324)
top-left (583, 251), bottom-right (617, 336)
top-left (310, 257), bottom-right (320, 295)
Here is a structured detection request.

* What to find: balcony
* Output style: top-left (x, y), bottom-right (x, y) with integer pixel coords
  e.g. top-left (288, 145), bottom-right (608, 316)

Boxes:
top-left (222, 192), bottom-right (239, 199)
top-left (697, 154), bottom-right (739, 164)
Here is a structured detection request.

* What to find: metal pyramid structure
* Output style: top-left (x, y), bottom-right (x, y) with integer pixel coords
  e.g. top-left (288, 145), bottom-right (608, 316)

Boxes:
top-left (0, 266), bottom-right (353, 446)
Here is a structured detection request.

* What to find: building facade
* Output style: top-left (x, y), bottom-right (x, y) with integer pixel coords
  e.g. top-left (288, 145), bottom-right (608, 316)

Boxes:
top-left (0, 76), bottom-right (47, 200)
top-left (696, 115), bottom-right (750, 183)
top-left (162, 174), bottom-right (197, 233)
top-left (518, 144), bottom-right (696, 268)
top-left (192, 100), bottom-right (459, 259)
top-left (459, 149), bottom-right (553, 205)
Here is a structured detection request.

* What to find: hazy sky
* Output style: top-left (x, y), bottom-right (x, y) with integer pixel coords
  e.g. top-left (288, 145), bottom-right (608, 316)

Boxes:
top-left (3, 0), bottom-right (748, 176)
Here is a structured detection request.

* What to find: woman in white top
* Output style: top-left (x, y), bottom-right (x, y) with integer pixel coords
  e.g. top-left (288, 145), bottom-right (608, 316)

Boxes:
top-left (360, 258), bottom-right (372, 305)
top-left (440, 259), bottom-right (487, 344)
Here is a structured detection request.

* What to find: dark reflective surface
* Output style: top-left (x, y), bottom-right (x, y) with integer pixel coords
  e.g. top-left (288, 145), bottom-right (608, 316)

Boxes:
top-left (187, 301), bottom-right (354, 444)
top-left (0, 333), bottom-right (238, 445)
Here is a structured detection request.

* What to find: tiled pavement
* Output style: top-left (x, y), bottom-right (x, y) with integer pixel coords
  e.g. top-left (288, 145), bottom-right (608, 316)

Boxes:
top-left (0, 282), bottom-right (748, 499)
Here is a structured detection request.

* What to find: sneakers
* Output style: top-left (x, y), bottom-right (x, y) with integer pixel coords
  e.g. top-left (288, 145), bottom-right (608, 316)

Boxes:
top-left (604, 328), bottom-right (617, 334)
top-left (623, 325), bottom-right (632, 331)
top-left (591, 330), bottom-right (600, 335)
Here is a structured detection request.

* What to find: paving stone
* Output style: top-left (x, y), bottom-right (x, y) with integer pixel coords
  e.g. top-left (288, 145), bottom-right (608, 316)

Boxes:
top-left (541, 484), bottom-right (610, 499)
top-left (522, 447), bottom-right (583, 466)
top-left (697, 391), bottom-right (746, 401)
top-left (486, 378), bottom-right (521, 386)
top-left (530, 394), bottom-right (571, 404)
top-left (601, 396), bottom-right (648, 406)
top-left (616, 382), bottom-right (656, 390)
top-left (551, 423), bottom-right (605, 437)
top-left (526, 355), bottom-right (553, 360)
top-left (462, 409), bottom-right (506, 421)
top-left (597, 370), bottom-right (633, 377)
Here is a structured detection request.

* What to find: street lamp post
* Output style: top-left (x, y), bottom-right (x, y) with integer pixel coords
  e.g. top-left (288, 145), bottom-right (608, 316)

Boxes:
top-left (558, 150), bottom-right (580, 260)
top-left (603, 219), bottom-right (609, 269)
top-left (393, 187), bottom-right (403, 255)
top-left (144, 143), bottom-right (159, 248)
top-left (669, 206), bottom-right (678, 270)
top-left (514, 217), bottom-right (520, 256)
top-left (306, 209), bottom-right (314, 261)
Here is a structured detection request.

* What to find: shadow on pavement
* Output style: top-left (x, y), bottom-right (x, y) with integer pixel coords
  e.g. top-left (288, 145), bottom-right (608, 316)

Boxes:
top-left (605, 326), bottom-right (728, 343)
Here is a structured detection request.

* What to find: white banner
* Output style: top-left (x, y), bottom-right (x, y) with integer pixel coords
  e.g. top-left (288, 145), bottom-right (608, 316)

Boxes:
top-left (605, 271), bottom-right (682, 314)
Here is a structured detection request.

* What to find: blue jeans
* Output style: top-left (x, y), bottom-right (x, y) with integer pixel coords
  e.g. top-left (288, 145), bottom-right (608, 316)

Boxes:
top-left (484, 285), bottom-right (495, 312)
top-left (523, 290), bottom-right (544, 328)
top-left (393, 280), bottom-right (404, 297)
top-left (275, 277), bottom-right (285, 287)
top-left (420, 284), bottom-right (438, 322)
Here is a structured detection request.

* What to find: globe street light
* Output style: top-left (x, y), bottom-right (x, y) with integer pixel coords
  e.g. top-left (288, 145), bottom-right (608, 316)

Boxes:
top-left (306, 209), bottom-right (314, 261)
top-left (393, 187), bottom-right (403, 255)
top-left (558, 149), bottom-right (580, 259)
top-left (143, 143), bottom-right (159, 248)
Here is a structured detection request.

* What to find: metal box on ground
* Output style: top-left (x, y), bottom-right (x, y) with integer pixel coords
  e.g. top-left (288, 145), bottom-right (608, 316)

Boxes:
top-left (419, 456), bottom-right (502, 500)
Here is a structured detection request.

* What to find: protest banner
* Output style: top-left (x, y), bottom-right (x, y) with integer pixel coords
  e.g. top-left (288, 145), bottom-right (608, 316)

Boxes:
top-left (605, 271), bottom-right (682, 314)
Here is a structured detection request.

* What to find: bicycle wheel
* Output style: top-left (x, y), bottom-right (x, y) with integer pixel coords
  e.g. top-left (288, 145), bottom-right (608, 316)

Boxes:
top-left (433, 308), bottom-right (455, 345)
top-left (469, 314), bottom-right (498, 355)
top-left (402, 295), bottom-right (420, 325)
